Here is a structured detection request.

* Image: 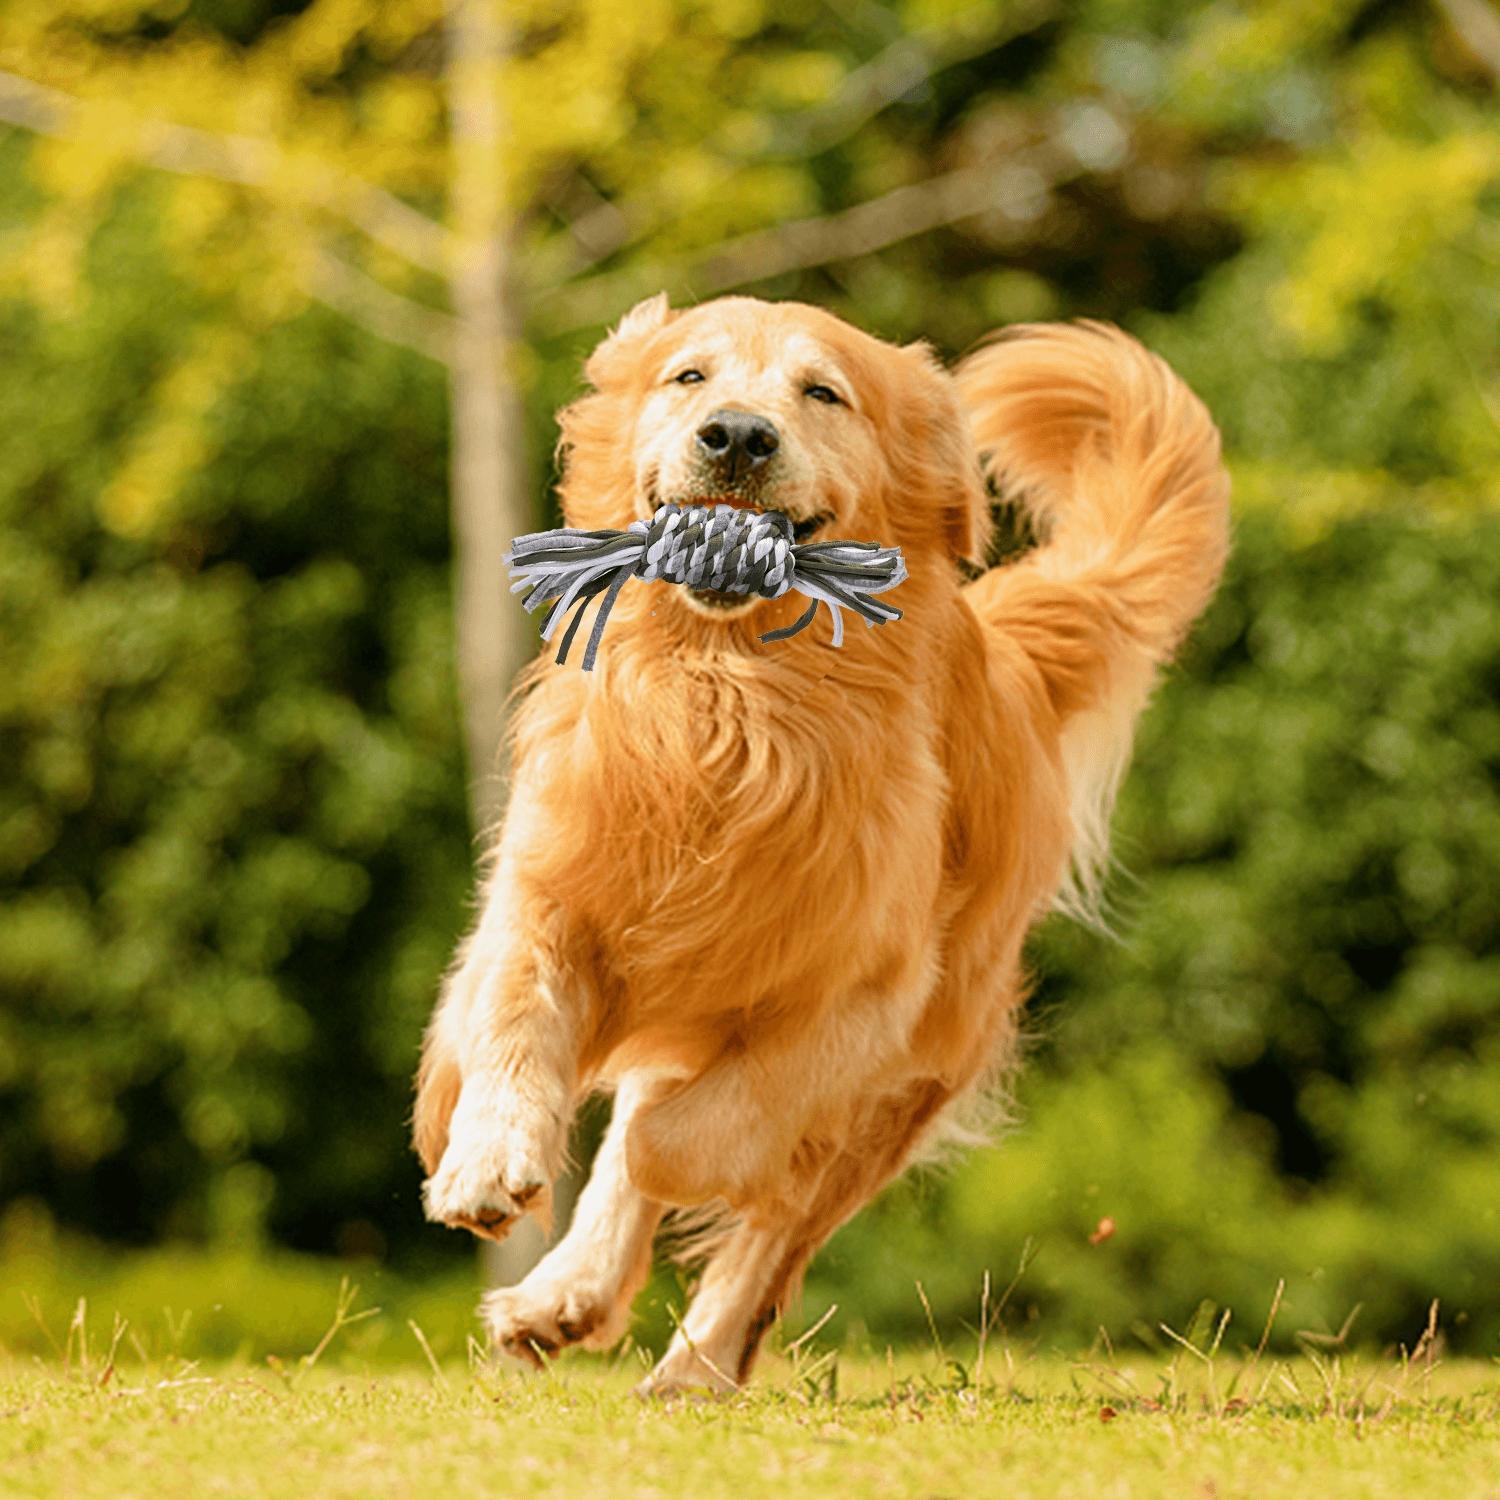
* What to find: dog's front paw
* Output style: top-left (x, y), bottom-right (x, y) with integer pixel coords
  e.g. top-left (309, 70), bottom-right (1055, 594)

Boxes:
top-left (421, 1083), bottom-right (563, 1242)
top-left (482, 1268), bottom-right (632, 1366)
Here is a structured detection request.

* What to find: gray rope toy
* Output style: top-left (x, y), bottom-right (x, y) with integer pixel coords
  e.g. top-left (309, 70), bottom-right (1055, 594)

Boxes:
top-left (505, 502), bottom-right (909, 672)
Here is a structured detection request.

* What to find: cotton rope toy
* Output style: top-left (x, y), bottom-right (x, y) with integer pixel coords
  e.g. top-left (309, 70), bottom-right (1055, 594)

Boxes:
top-left (505, 501), bottom-right (910, 672)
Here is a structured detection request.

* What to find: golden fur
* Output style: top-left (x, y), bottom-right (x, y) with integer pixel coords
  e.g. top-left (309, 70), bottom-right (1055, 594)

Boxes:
top-left (413, 296), bottom-right (1230, 1392)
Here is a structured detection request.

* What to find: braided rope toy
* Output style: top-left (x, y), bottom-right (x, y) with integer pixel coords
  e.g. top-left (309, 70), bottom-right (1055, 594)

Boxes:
top-left (505, 502), bottom-right (909, 671)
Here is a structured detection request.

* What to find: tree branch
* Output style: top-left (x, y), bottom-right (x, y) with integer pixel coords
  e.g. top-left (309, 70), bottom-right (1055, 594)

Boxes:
top-left (1434, 0), bottom-right (1500, 83)
top-left (0, 67), bottom-right (452, 275)
top-left (531, 1), bottom-right (1055, 285)
top-left (536, 144), bottom-right (1078, 334)
top-left (768, 0), bottom-right (1054, 158)
top-left (304, 249), bottom-right (456, 364)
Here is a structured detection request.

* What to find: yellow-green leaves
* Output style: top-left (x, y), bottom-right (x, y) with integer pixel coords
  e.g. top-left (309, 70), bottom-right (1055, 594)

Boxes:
top-left (1229, 132), bottom-right (1500, 357)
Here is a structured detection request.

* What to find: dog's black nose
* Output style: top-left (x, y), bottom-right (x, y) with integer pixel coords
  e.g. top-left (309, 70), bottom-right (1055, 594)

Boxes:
top-left (695, 409), bottom-right (780, 481)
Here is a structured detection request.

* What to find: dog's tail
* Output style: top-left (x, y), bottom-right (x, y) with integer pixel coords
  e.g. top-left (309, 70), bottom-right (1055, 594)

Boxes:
top-left (956, 321), bottom-right (1231, 921)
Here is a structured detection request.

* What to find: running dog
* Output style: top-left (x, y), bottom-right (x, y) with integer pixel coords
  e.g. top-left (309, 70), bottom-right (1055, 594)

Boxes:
top-left (413, 295), bottom-right (1230, 1394)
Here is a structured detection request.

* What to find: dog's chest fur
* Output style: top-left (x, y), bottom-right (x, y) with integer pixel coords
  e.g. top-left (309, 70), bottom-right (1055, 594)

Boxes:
top-left (518, 649), bottom-right (948, 1040)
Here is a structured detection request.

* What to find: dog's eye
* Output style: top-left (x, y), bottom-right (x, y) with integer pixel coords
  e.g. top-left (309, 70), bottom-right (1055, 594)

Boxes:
top-left (673, 369), bottom-right (706, 386)
top-left (804, 384), bottom-right (842, 405)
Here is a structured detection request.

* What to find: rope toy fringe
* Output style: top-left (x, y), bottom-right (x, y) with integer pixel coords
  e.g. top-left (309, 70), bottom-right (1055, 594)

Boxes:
top-left (505, 502), bottom-right (909, 671)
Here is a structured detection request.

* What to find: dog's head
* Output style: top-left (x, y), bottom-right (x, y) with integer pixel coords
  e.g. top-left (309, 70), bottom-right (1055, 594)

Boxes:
top-left (557, 295), bottom-right (988, 623)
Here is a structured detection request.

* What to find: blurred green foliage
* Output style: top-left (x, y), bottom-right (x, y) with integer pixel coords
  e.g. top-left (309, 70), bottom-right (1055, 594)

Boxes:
top-left (0, 1200), bottom-right (480, 1364)
top-left (2, 0), bottom-right (1498, 1354)
top-left (0, 165), bottom-right (468, 1254)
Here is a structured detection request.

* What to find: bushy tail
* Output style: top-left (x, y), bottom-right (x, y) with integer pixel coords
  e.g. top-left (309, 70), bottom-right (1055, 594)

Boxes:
top-left (956, 321), bottom-right (1231, 920)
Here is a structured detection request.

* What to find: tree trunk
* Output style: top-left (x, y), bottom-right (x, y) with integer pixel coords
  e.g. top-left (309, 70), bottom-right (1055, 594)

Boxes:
top-left (445, 0), bottom-right (533, 838)
top-left (444, 0), bottom-right (568, 1286)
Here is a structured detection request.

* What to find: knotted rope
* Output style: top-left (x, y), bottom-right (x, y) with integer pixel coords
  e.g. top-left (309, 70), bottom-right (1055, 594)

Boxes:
top-left (504, 502), bottom-right (909, 672)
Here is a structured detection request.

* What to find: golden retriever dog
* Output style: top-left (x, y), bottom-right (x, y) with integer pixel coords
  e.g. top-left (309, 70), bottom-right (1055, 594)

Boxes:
top-left (413, 294), bottom-right (1230, 1394)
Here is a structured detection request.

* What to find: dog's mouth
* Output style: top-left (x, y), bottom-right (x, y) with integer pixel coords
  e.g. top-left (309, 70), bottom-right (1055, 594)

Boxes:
top-left (687, 588), bottom-right (751, 610)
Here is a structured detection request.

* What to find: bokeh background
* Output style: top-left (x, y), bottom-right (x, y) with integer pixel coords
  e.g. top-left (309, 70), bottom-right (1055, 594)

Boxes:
top-left (2, 0), bottom-right (1498, 1365)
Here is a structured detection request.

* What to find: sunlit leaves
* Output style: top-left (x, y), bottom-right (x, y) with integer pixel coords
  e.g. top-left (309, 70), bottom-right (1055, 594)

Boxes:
top-left (1228, 132), bottom-right (1500, 357)
top-left (99, 323), bottom-right (257, 534)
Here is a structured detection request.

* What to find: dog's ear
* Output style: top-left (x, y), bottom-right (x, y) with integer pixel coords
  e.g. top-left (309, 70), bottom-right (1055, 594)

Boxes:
top-left (900, 342), bottom-right (991, 566)
top-left (584, 293), bottom-right (675, 389)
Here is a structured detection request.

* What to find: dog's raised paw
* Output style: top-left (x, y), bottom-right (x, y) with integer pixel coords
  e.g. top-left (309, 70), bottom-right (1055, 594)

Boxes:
top-left (421, 1117), bottom-right (557, 1242)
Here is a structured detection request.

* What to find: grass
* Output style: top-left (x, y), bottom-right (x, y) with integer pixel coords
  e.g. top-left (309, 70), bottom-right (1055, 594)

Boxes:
top-left (2, 1278), bottom-right (1497, 1499)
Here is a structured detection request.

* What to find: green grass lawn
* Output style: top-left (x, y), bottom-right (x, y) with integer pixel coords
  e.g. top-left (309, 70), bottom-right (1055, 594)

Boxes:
top-left (3, 1302), bottom-right (1496, 1500)
top-left (1, 1228), bottom-right (1496, 1497)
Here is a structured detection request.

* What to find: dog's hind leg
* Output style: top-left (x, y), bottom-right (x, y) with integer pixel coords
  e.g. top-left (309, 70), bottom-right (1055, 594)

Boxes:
top-left (482, 1075), bottom-right (665, 1363)
top-left (636, 1078), bottom-right (955, 1397)
top-left (622, 964), bottom-right (941, 1215)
